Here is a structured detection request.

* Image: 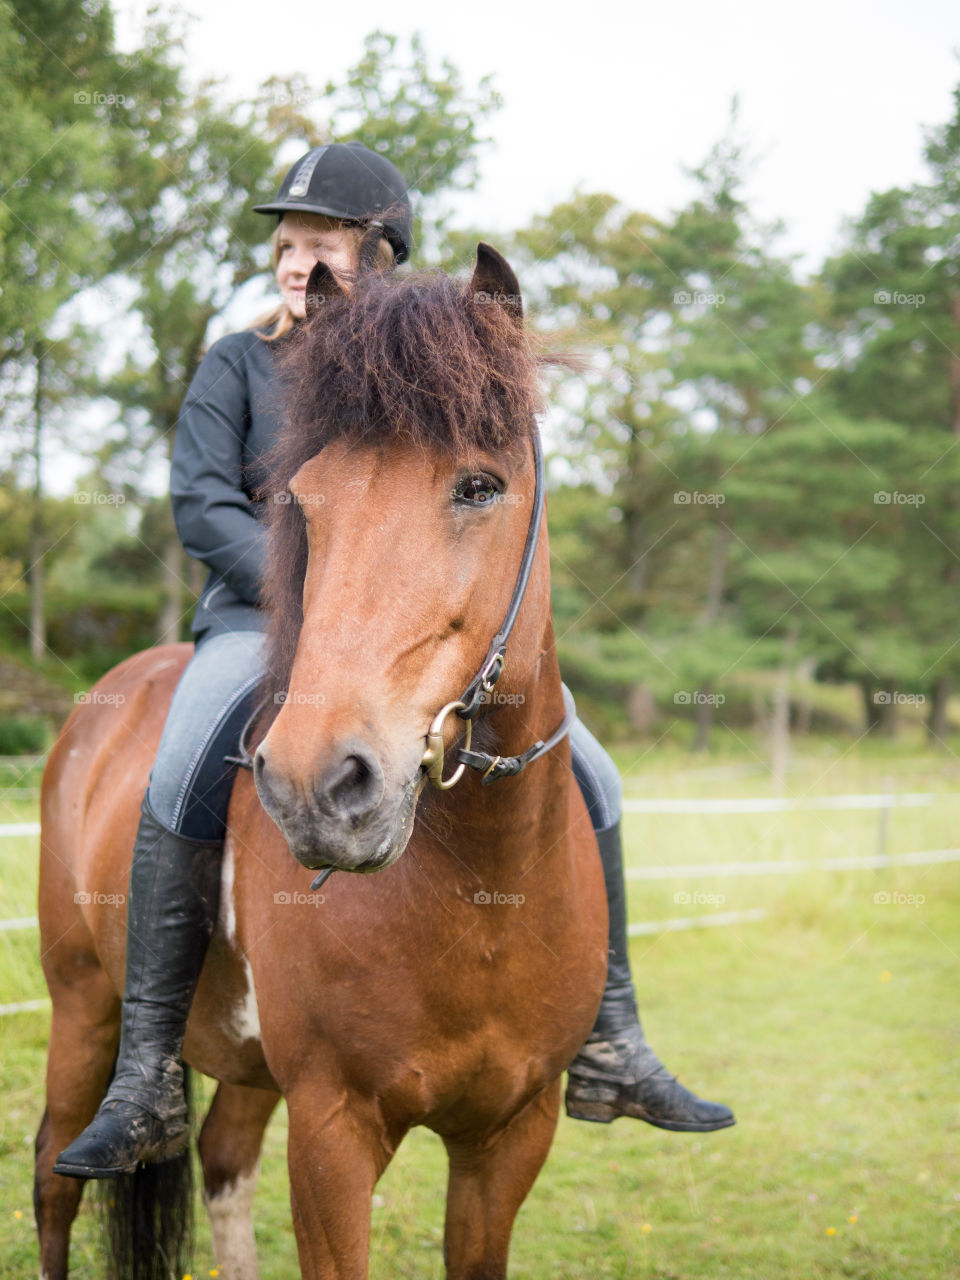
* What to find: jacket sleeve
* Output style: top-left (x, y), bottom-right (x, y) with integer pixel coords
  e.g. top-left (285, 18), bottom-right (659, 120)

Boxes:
top-left (170, 335), bottom-right (267, 607)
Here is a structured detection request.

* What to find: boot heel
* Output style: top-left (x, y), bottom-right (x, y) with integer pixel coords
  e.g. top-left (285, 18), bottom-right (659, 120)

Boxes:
top-left (564, 1078), bottom-right (619, 1124)
top-left (565, 1097), bottom-right (617, 1124)
top-left (143, 1112), bottom-right (190, 1165)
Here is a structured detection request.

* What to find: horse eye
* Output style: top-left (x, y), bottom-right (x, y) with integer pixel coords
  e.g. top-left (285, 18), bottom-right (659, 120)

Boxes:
top-left (453, 473), bottom-right (503, 506)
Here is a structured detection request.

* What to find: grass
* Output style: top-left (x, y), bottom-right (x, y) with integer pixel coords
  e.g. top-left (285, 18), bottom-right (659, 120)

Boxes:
top-left (1, 735), bottom-right (958, 1277)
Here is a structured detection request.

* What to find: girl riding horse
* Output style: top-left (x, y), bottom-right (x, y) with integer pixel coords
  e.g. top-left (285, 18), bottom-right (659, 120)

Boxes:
top-left (54, 142), bottom-right (733, 1180)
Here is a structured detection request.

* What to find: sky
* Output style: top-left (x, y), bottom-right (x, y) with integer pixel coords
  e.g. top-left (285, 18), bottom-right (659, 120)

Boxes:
top-left (39, 0), bottom-right (960, 495)
top-left (114, 0), bottom-right (960, 273)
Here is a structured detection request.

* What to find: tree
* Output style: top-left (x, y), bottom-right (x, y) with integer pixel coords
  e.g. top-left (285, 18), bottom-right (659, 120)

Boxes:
top-left (819, 80), bottom-right (960, 737)
top-left (0, 0), bottom-right (186, 652)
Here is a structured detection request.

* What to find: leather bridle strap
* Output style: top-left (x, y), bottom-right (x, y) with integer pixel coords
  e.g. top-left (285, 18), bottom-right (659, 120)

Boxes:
top-left (456, 683), bottom-right (577, 786)
top-left (456, 428), bottom-right (547, 720)
top-left (421, 427), bottom-right (577, 790)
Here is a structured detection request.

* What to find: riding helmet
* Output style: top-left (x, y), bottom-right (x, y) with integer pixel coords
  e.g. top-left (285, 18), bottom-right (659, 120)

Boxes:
top-left (253, 142), bottom-right (413, 263)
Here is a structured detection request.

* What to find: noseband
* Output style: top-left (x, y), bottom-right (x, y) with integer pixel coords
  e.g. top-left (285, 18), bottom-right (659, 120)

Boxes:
top-left (419, 429), bottom-right (576, 790)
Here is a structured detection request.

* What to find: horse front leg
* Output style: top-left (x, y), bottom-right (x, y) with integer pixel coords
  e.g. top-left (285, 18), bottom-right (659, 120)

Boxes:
top-left (441, 1079), bottom-right (561, 1280)
top-left (286, 1085), bottom-right (394, 1280)
top-left (199, 1081), bottom-right (281, 1280)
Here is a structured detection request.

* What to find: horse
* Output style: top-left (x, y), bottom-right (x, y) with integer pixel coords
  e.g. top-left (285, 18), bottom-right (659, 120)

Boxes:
top-left (33, 244), bottom-right (608, 1280)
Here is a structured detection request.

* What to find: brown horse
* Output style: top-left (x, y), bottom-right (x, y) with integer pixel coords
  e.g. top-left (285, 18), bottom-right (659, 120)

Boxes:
top-left (34, 245), bottom-right (607, 1279)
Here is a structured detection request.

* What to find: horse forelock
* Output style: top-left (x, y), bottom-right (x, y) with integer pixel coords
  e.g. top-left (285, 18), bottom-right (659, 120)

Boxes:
top-left (258, 267), bottom-right (564, 701)
top-left (277, 268), bottom-right (550, 456)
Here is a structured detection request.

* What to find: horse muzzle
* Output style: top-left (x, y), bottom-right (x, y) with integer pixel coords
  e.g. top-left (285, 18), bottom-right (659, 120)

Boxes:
top-left (253, 737), bottom-right (421, 872)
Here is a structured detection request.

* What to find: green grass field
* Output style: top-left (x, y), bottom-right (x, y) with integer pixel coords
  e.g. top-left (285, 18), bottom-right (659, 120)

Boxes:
top-left (1, 738), bottom-right (958, 1278)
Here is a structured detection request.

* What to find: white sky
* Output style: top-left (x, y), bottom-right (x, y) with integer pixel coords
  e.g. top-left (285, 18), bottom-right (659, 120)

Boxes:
top-left (37, 0), bottom-right (960, 496)
top-left (115, 0), bottom-right (960, 273)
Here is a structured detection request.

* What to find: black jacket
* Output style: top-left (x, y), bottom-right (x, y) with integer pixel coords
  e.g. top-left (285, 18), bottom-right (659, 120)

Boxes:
top-left (171, 327), bottom-right (291, 639)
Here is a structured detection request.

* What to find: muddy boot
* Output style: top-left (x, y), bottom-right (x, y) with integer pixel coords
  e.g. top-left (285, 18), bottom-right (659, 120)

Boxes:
top-left (54, 797), bottom-right (222, 1177)
top-left (565, 822), bottom-right (735, 1132)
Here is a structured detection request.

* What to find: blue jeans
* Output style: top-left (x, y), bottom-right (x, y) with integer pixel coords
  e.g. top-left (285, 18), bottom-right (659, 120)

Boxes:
top-left (148, 630), bottom-right (623, 840)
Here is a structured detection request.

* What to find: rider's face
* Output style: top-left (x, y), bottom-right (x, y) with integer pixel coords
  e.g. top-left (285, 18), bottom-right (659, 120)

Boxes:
top-left (275, 214), bottom-right (361, 318)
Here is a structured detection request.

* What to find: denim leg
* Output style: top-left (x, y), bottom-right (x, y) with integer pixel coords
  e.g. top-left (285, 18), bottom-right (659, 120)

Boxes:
top-left (147, 630), bottom-right (269, 840)
top-left (569, 716), bottom-right (623, 833)
top-left (569, 716), bottom-right (638, 1032)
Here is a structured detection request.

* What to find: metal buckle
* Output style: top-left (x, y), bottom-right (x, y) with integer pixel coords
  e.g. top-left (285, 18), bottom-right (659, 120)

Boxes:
top-left (421, 701), bottom-right (473, 791)
top-left (480, 653), bottom-right (504, 694)
top-left (481, 755), bottom-right (503, 781)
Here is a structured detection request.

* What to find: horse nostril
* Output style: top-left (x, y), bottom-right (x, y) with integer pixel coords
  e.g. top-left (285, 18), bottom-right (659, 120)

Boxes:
top-left (318, 747), bottom-right (384, 822)
top-left (252, 747), bottom-right (279, 812)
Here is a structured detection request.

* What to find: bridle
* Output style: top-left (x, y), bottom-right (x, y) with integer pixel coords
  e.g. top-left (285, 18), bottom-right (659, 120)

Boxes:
top-left (419, 427), bottom-right (576, 790)
top-left (234, 426), bottom-right (576, 890)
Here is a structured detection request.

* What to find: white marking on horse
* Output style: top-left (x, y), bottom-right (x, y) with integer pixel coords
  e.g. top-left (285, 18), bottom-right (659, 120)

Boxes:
top-left (220, 838), bottom-right (238, 945)
top-left (219, 838), bottom-right (261, 1044)
top-left (233, 958), bottom-right (261, 1042)
top-left (205, 1161), bottom-right (262, 1280)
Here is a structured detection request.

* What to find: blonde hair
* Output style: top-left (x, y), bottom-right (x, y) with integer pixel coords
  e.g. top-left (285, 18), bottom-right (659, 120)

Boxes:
top-left (250, 216), bottom-right (396, 342)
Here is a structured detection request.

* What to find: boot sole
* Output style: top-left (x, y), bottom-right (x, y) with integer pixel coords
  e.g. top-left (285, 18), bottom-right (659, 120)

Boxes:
top-left (53, 1157), bottom-right (141, 1179)
top-left (53, 1131), bottom-right (189, 1179)
top-left (566, 1095), bottom-right (736, 1132)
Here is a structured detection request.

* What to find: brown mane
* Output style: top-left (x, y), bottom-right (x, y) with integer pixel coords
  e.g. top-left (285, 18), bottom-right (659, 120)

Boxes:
top-left (259, 266), bottom-right (561, 698)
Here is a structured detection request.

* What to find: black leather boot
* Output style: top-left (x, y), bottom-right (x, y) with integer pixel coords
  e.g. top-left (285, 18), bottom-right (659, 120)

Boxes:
top-left (54, 796), bottom-right (222, 1178)
top-left (565, 822), bottom-right (735, 1132)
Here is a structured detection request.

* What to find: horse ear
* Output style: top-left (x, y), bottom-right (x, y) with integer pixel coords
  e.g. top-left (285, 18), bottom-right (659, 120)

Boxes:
top-left (358, 224), bottom-right (385, 275)
top-left (470, 242), bottom-right (523, 325)
top-left (304, 259), bottom-right (344, 320)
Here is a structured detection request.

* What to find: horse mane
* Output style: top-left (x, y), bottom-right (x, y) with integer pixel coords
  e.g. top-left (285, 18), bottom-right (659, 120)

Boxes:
top-left (258, 265), bottom-right (566, 699)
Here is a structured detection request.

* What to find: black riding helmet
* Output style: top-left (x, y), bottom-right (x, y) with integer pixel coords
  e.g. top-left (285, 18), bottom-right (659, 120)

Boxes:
top-left (253, 142), bottom-right (413, 263)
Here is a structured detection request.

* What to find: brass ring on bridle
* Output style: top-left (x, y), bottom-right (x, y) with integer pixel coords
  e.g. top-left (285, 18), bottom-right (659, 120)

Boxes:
top-left (421, 701), bottom-right (473, 791)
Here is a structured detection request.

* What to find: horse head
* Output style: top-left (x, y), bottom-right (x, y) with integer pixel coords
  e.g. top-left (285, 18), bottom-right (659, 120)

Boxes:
top-left (253, 245), bottom-right (560, 873)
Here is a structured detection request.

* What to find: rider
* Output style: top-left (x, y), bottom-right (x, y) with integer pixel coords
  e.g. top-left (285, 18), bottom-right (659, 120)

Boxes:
top-left (55, 143), bottom-right (733, 1179)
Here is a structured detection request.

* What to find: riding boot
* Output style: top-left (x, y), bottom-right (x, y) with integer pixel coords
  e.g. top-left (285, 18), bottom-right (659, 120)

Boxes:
top-left (53, 795), bottom-right (222, 1178)
top-left (565, 821), bottom-right (735, 1132)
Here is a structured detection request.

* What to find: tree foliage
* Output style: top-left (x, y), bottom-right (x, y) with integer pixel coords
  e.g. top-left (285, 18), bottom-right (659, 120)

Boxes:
top-left (2, 6), bottom-right (960, 752)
